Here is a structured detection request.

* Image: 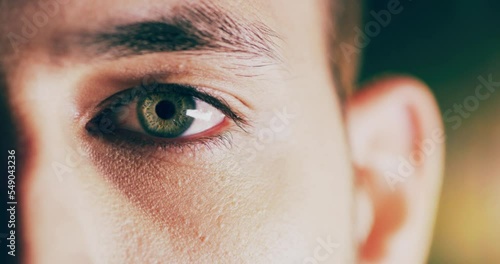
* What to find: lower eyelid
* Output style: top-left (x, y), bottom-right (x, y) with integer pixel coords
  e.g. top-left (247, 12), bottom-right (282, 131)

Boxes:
top-left (86, 120), bottom-right (236, 161)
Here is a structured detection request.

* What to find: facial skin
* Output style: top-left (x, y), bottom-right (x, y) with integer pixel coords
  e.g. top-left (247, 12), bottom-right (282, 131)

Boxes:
top-left (1, 0), bottom-right (444, 263)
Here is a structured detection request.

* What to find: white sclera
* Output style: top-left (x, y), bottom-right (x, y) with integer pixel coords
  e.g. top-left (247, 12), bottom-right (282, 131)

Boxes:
top-left (183, 99), bottom-right (225, 136)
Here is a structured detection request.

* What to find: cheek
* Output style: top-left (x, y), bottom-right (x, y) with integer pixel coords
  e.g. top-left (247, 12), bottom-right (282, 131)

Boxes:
top-left (79, 136), bottom-right (309, 262)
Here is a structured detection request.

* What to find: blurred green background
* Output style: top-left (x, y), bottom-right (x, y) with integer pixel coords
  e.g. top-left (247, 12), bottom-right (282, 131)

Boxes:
top-left (359, 0), bottom-right (500, 263)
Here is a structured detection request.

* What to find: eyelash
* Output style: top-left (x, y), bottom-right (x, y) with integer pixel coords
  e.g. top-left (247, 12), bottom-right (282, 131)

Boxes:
top-left (86, 84), bottom-right (248, 152)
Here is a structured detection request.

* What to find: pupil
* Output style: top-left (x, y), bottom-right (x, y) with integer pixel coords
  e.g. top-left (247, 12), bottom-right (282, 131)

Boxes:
top-left (155, 100), bottom-right (176, 120)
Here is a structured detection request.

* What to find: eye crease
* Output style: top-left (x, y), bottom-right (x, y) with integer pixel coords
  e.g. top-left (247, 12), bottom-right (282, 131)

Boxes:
top-left (86, 84), bottom-right (246, 147)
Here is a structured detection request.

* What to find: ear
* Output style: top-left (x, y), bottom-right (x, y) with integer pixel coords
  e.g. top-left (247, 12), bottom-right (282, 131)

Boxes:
top-left (346, 76), bottom-right (445, 264)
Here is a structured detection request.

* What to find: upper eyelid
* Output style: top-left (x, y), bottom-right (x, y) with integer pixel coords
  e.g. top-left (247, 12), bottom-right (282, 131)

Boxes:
top-left (74, 55), bottom-right (262, 122)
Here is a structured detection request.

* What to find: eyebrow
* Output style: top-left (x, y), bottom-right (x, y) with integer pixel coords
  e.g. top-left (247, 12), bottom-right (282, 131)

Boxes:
top-left (71, 2), bottom-right (282, 63)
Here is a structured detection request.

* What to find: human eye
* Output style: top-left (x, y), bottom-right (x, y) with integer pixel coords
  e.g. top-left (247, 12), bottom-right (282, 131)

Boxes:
top-left (85, 83), bottom-right (247, 149)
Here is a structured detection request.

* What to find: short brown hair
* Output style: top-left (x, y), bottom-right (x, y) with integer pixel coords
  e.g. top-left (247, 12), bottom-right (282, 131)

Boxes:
top-left (327, 0), bottom-right (362, 99)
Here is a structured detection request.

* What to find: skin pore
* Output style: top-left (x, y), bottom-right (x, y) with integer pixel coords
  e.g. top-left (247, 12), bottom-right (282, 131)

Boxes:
top-left (0, 0), bottom-right (444, 263)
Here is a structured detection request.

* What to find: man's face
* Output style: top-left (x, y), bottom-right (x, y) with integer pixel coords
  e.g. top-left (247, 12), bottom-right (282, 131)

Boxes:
top-left (5, 0), bottom-right (355, 262)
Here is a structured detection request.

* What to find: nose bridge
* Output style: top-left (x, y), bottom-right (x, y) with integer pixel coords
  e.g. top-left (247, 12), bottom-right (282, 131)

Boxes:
top-left (7, 61), bottom-right (81, 183)
top-left (0, 69), bottom-right (23, 264)
top-left (1, 66), bottom-right (67, 264)
top-left (14, 75), bottom-right (89, 203)
top-left (3, 68), bottom-right (92, 263)
top-left (11, 88), bottom-right (61, 184)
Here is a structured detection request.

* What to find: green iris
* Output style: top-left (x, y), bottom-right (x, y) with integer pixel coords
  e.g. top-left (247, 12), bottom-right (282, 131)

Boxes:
top-left (137, 90), bottom-right (196, 138)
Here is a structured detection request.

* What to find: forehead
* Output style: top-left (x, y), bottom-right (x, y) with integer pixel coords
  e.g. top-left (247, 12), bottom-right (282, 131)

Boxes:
top-left (2, 0), bottom-right (327, 60)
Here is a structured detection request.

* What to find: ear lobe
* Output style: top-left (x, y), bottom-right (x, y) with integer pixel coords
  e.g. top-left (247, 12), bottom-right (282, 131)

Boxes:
top-left (347, 77), bottom-right (445, 264)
